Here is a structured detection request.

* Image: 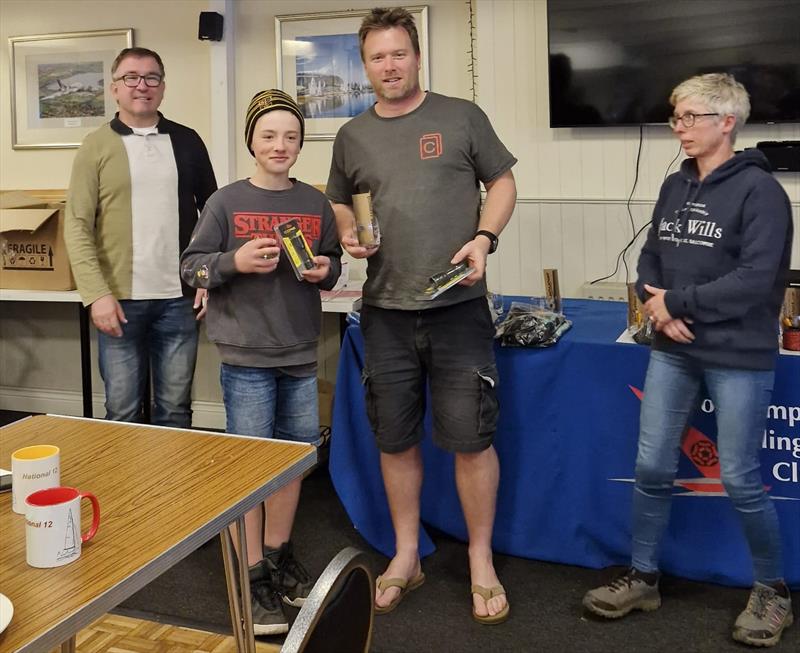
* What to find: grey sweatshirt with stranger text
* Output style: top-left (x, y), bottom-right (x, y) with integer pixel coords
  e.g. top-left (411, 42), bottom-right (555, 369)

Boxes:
top-left (180, 179), bottom-right (342, 369)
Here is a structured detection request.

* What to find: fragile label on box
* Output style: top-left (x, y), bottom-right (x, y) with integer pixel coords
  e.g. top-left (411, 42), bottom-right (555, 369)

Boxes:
top-left (2, 241), bottom-right (55, 270)
top-left (0, 194), bottom-right (75, 290)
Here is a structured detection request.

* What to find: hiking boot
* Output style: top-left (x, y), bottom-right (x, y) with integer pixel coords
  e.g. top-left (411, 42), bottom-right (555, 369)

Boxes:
top-left (732, 582), bottom-right (793, 648)
top-left (582, 567), bottom-right (661, 619)
top-left (248, 562), bottom-right (288, 636)
top-left (264, 541), bottom-right (314, 607)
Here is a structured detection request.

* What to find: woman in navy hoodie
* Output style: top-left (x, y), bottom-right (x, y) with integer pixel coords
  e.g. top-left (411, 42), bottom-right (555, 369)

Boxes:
top-left (583, 73), bottom-right (794, 647)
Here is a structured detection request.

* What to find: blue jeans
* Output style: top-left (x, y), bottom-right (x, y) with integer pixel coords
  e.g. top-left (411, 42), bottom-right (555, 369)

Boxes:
top-left (631, 350), bottom-right (783, 583)
top-left (98, 297), bottom-right (198, 427)
top-left (220, 364), bottom-right (320, 444)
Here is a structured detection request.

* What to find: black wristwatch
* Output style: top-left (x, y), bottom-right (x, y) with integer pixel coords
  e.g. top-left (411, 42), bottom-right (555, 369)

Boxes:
top-left (475, 230), bottom-right (498, 254)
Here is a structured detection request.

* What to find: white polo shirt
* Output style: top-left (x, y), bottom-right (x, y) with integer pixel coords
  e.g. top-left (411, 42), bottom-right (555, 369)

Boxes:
top-left (122, 126), bottom-right (182, 299)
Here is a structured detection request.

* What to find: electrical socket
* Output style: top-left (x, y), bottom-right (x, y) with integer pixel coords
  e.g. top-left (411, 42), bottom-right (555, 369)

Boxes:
top-left (580, 281), bottom-right (628, 302)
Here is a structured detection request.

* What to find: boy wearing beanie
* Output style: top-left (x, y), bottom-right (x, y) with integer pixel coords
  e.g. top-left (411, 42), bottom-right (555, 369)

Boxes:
top-left (181, 89), bottom-right (342, 635)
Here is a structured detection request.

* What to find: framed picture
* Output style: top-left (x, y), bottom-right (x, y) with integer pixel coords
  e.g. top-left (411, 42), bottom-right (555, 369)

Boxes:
top-left (275, 6), bottom-right (429, 140)
top-left (9, 29), bottom-right (133, 150)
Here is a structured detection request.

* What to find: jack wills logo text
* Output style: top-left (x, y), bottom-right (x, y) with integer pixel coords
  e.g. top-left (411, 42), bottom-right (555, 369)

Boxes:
top-left (686, 220), bottom-right (722, 239)
top-left (658, 218), bottom-right (723, 239)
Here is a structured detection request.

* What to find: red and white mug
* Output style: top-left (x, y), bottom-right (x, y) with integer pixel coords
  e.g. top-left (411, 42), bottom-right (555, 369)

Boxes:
top-left (25, 486), bottom-right (100, 568)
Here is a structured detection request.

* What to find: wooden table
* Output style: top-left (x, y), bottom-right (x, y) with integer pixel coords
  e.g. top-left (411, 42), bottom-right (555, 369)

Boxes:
top-left (0, 415), bottom-right (316, 653)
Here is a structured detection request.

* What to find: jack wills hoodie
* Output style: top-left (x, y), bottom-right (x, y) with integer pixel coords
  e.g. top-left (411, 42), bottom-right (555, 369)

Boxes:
top-left (636, 149), bottom-right (793, 370)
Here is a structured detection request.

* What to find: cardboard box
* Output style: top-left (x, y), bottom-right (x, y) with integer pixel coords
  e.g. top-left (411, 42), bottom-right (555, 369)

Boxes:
top-left (0, 191), bottom-right (75, 290)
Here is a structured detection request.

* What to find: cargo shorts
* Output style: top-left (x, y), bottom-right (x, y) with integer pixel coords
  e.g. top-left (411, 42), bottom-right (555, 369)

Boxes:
top-left (360, 297), bottom-right (500, 454)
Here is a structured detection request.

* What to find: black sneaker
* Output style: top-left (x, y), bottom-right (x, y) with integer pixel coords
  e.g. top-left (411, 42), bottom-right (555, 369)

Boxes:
top-left (582, 567), bottom-right (661, 619)
top-left (263, 541), bottom-right (314, 607)
top-left (248, 562), bottom-right (288, 636)
top-left (250, 579), bottom-right (289, 636)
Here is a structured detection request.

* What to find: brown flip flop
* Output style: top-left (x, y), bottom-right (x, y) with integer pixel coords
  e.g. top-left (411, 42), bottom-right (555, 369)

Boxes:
top-left (374, 572), bottom-right (426, 614)
top-left (471, 584), bottom-right (510, 625)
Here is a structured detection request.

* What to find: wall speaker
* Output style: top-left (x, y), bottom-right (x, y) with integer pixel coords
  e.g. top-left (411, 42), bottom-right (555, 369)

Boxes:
top-left (198, 11), bottom-right (224, 42)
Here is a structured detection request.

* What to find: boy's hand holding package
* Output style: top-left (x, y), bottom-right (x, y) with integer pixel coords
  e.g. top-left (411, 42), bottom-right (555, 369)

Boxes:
top-left (235, 237), bottom-right (280, 274)
top-left (301, 255), bottom-right (332, 284)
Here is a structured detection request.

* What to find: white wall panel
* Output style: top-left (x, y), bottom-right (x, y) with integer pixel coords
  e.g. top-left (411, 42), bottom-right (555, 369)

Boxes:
top-left (559, 203), bottom-right (585, 295)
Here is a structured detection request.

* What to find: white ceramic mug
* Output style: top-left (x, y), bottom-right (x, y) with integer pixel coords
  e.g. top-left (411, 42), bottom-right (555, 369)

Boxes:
top-left (11, 444), bottom-right (60, 514)
top-left (25, 486), bottom-right (100, 568)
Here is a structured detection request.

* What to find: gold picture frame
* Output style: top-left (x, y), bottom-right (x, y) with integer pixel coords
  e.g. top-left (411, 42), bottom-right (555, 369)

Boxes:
top-left (275, 6), bottom-right (429, 140)
top-left (9, 29), bottom-right (133, 150)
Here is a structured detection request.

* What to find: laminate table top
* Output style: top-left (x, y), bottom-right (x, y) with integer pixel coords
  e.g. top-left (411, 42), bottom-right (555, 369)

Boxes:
top-left (0, 415), bottom-right (316, 653)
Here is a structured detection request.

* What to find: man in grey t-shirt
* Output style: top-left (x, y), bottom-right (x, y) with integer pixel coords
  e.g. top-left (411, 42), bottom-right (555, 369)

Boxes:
top-left (327, 7), bottom-right (517, 624)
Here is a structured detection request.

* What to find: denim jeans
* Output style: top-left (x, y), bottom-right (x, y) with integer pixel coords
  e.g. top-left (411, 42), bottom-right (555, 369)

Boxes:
top-left (220, 364), bottom-right (320, 445)
top-left (631, 350), bottom-right (783, 583)
top-left (97, 297), bottom-right (198, 427)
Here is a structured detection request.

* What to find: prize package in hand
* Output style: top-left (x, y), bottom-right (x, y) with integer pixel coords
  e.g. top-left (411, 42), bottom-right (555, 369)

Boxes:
top-left (274, 219), bottom-right (314, 281)
top-left (417, 262), bottom-right (475, 301)
top-left (352, 191), bottom-right (381, 248)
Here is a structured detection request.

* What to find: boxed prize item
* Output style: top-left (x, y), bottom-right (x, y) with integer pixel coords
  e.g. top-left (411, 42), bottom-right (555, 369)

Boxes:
top-left (627, 282), bottom-right (644, 329)
top-left (417, 262), bottom-right (474, 301)
top-left (0, 191), bottom-right (75, 290)
top-left (543, 268), bottom-right (562, 313)
top-left (626, 281), bottom-right (653, 345)
top-left (352, 191), bottom-right (380, 248)
top-left (274, 218), bottom-right (315, 281)
top-left (782, 287), bottom-right (800, 351)
top-left (783, 287), bottom-right (800, 323)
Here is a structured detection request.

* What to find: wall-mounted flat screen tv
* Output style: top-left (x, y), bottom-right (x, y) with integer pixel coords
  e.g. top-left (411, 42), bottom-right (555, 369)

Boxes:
top-left (547, 0), bottom-right (800, 127)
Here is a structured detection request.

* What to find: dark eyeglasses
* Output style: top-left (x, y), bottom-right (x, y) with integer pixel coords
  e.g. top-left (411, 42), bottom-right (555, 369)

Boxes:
top-left (668, 112), bottom-right (718, 129)
top-left (114, 74), bottom-right (163, 88)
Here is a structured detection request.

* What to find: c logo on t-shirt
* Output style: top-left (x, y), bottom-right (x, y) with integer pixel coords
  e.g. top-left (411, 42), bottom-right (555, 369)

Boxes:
top-left (419, 133), bottom-right (443, 159)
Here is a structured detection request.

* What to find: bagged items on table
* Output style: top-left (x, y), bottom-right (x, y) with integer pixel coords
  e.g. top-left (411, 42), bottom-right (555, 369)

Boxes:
top-left (494, 301), bottom-right (571, 347)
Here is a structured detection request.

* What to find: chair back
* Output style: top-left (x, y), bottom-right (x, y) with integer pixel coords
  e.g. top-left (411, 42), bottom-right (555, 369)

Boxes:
top-left (281, 547), bottom-right (374, 653)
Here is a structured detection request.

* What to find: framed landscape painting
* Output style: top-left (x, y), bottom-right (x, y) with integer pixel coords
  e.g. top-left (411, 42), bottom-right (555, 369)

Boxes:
top-left (9, 29), bottom-right (133, 149)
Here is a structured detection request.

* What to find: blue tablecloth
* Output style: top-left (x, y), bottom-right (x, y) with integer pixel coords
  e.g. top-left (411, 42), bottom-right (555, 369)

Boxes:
top-left (330, 299), bottom-right (800, 588)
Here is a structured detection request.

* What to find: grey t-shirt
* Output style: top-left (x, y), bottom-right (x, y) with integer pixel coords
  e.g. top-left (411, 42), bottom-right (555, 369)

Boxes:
top-left (327, 92), bottom-right (517, 310)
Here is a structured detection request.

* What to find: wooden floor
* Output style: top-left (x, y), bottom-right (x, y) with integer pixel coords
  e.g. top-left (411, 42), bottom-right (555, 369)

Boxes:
top-left (49, 614), bottom-right (280, 653)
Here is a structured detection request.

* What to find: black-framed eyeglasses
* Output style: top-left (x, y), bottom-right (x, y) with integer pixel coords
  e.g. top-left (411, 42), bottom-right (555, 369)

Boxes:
top-left (114, 74), bottom-right (163, 88)
top-left (668, 112), bottom-right (719, 129)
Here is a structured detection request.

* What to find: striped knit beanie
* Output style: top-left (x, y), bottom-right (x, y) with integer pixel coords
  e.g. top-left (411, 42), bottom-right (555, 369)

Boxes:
top-left (245, 89), bottom-right (305, 155)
